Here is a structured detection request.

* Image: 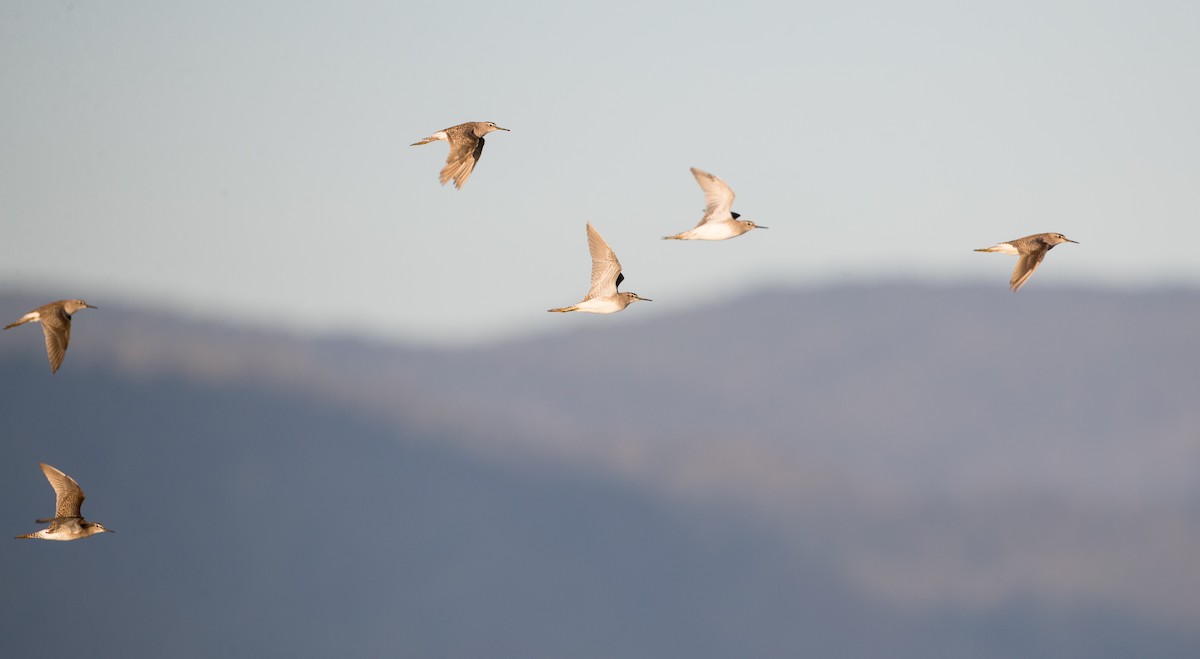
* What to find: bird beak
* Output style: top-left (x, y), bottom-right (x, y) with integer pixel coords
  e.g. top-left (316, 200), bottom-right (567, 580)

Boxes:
top-left (1067, 238), bottom-right (1079, 244)
top-left (756, 225), bottom-right (769, 229)
top-left (498, 126), bottom-right (510, 131)
top-left (639, 297), bottom-right (653, 302)
top-left (87, 304), bottom-right (99, 309)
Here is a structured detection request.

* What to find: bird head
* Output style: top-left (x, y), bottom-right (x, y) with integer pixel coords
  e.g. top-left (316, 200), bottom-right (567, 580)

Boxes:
top-left (741, 220), bottom-right (768, 232)
top-left (622, 292), bottom-right (652, 305)
top-left (477, 122), bottom-right (510, 136)
top-left (1048, 233), bottom-right (1077, 245)
top-left (63, 299), bottom-right (98, 314)
top-left (86, 522), bottom-right (114, 535)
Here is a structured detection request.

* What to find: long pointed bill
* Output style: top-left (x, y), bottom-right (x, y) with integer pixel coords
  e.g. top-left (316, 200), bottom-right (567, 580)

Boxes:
top-left (756, 226), bottom-right (769, 229)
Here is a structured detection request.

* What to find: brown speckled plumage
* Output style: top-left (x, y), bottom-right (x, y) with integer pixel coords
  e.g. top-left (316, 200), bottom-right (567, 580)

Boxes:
top-left (16, 463), bottom-right (114, 541)
top-left (975, 233), bottom-right (1078, 292)
top-left (410, 121), bottom-right (509, 189)
top-left (4, 299), bottom-right (97, 373)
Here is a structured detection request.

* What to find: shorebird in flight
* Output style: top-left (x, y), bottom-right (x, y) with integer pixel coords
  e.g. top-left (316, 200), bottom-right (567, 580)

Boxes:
top-left (975, 232), bottom-right (1078, 292)
top-left (663, 167), bottom-right (767, 240)
top-left (549, 223), bottom-right (651, 314)
top-left (16, 463), bottom-right (114, 541)
top-left (4, 299), bottom-right (97, 373)
top-left (410, 121), bottom-right (509, 189)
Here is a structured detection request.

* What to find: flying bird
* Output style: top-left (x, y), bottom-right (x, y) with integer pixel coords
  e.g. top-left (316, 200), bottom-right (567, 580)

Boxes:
top-left (548, 223), bottom-right (651, 314)
top-left (975, 233), bottom-right (1078, 292)
top-left (410, 121), bottom-right (510, 189)
top-left (4, 299), bottom-right (97, 373)
top-left (16, 463), bottom-right (114, 541)
top-left (663, 167), bottom-right (767, 240)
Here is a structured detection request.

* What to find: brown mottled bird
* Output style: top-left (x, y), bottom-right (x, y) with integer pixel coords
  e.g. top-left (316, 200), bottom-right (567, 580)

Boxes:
top-left (4, 299), bottom-right (97, 373)
top-left (410, 121), bottom-right (510, 189)
top-left (975, 233), bottom-right (1078, 292)
top-left (16, 463), bottom-right (114, 541)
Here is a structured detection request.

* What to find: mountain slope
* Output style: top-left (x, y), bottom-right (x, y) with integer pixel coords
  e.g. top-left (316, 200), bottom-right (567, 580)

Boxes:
top-left (2, 284), bottom-right (1199, 656)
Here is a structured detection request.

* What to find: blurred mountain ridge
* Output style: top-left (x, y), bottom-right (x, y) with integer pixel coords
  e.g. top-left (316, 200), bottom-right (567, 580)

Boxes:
top-left (2, 283), bottom-right (1198, 657)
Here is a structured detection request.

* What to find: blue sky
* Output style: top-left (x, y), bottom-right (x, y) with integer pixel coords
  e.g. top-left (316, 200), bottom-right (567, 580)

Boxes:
top-left (3, 1), bottom-right (1197, 344)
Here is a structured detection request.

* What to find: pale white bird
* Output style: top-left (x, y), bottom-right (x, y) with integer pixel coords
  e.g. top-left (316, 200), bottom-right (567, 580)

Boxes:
top-left (549, 223), bottom-right (651, 314)
top-left (663, 167), bottom-right (767, 240)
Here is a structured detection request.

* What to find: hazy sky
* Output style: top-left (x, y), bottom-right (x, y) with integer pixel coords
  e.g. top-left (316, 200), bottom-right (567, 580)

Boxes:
top-left (2, 1), bottom-right (1197, 344)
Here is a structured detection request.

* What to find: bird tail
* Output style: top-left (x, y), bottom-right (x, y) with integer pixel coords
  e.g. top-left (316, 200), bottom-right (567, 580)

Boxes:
top-left (547, 306), bottom-right (578, 313)
top-left (4, 315), bottom-right (35, 330)
top-left (662, 234), bottom-right (686, 240)
top-left (14, 533), bottom-right (36, 540)
top-left (975, 243), bottom-right (1018, 254)
top-left (411, 130), bottom-right (448, 147)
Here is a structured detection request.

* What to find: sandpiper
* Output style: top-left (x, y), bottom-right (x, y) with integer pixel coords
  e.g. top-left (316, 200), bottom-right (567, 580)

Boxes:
top-left (548, 223), bottom-right (651, 314)
top-left (975, 233), bottom-right (1078, 292)
top-left (410, 121), bottom-right (510, 189)
top-left (663, 167), bottom-right (767, 240)
top-left (4, 299), bottom-right (97, 373)
top-left (16, 463), bottom-right (114, 541)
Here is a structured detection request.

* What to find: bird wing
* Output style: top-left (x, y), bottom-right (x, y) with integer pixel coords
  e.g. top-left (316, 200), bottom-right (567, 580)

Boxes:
top-left (40, 463), bottom-right (85, 519)
top-left (440, 133), bottom-right (484, 189)
top-left (40, 308), bottom-right (71, 374)
top-left (690, 167), bottom-right (736, 227)
top-left (584, 223), bottom-right (624, 300)
top-left (1009, 246), bottom-right (1048, 292)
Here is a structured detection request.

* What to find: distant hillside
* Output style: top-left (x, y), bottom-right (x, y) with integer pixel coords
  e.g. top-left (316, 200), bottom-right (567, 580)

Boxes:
top-left (2, 284), bottom-right (1199, 657)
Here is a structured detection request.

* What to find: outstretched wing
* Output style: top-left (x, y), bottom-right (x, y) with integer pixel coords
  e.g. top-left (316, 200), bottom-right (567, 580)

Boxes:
top-left (40, 463), bottom-right (85, 519)
top-left (584, 223), bottom-right (623, 300)
top-left (440, 134), bottom-right (485, 189)
top-left (690, 167), bottom-right (736, 227)
top-left (1009, 246), bottom-right (1049, 292)
top-left (40, 309), bottom-right (71, 374)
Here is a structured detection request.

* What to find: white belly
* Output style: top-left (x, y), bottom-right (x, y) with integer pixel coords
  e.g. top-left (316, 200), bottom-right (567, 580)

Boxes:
top-left (688, 222), bottom-right (743, 241)
top-left (43, 531), bottom-right (77, 541)
top-left (574, 297), bottom-right (624, 314)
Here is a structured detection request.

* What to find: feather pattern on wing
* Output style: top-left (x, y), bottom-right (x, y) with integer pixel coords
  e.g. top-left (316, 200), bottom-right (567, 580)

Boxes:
top-left (584, 223), bottom-right (624, 300)
top-left (40, 308), bottom-right (71, 374)
top-left (40, 463), bottom-right (85, 519)
top-left (440, 133), bottom-right (486, 189)
top-left (690, 167), bottom-right (736, 228)
top-left (1010, 247), bottom-right (1049, 292)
